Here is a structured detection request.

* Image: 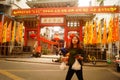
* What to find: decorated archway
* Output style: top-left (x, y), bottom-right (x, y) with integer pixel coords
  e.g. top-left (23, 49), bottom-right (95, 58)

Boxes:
top-left (12, 6), bottom-right (119, 46)
top-left (12, 6), bottom-right (120, 59)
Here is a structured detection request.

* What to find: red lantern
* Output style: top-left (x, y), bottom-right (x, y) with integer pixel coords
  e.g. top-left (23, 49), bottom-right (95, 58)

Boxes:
top-left (69, 33), bottom-right (75, 39)
top-left (54, 37), bottom-right (60, 41)
top-left (30, 33), bottom-right (36, 39)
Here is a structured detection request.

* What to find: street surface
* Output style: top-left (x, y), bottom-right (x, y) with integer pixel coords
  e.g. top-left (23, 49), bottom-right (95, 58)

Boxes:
top-left (0, 59), bottom-right (120, 80)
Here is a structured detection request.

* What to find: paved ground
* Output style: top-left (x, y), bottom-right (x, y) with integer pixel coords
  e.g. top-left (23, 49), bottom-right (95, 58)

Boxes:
top-left (0, 58), bottom-right (120, 80)
top-left (3, 55), bottom-right (110, 67)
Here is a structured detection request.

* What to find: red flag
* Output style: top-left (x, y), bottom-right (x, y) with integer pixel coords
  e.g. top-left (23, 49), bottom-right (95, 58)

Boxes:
top-left (6, 21), bottom-right (12, 42)
top-left (112, 16), bottom-right (119, 41)
top-left (0, 22), bottom-right (2, 43)
top-left (2, 22), bottom-right (7, 43)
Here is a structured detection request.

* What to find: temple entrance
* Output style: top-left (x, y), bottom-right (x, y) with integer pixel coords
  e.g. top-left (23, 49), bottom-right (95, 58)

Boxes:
top-left (0, 6), bottom-right (119, 61)
top-left (39, 26), bottom-right (64, 55)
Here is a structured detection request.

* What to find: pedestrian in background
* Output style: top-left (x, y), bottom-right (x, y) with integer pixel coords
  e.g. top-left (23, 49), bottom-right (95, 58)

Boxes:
top-left (62, 35), bottom-right (84, 80)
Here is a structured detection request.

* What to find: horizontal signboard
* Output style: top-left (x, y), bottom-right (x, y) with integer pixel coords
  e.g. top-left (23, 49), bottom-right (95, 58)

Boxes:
top-left (41, 17), bottom-right (64, 24)
top-left (12, 6), bottom-right (119, 16)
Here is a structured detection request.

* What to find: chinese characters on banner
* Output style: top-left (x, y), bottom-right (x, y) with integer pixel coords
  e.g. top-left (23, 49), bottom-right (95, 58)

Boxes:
top-left (12, 6), bottom-right (119, 16)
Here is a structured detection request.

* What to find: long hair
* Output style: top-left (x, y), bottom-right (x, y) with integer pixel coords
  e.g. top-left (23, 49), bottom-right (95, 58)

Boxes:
top-left (69, 35), bottom-right (80, 49)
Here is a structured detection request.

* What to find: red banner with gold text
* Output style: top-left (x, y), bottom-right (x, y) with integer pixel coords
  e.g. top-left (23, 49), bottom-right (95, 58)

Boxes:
top-left (12, 6), bottom-right (119, 16)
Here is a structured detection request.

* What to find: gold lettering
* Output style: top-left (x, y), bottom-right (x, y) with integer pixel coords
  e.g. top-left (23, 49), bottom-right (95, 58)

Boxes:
top-left (48, 18), bottom-right (51, 23)
top-left (68, 9), bottom-right (74, 12)
top-left (75, 9), bottom-right (79, 12)
top-left (13, 11), bottom-right (16, 15)
top-left (104, 8), bottom-right (107, 11)
top-left (54, 10), bottom-right (57, 13)
top-left (53, 18), bottom-right (56, 22)
top-left (61, 9), bottom-right (67, 13)
top-left (63, 9), bottom-right (67, 13)
top-left (61, 9), bottom-right (64, 12)
top-left (82, 8), bottom-right (88, 12)
top-left (57, 10), bottom-right (60, 13)
top-left (43, 10), bottom-right (47, 13)
top-left (110, 7), bottom-right (117, 12)
top-left (98, 8), bottom-right (101, 12)
top-left (101, 8), bottom-right (104, 12)
top-left (107, 8), bottom-right (110, 12)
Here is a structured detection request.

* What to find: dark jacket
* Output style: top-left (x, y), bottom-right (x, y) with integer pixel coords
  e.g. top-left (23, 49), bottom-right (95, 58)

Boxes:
top-left (68, 48), bottom-right (84, 66)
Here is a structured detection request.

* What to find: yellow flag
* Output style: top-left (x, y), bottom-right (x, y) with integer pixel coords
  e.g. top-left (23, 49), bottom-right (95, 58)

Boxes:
top-left (89, 23), bottom-right (93, 44)
top-left (87, 22), bottom-right (91, 44)
top-left (102, 20), bottom-right (107, 44)
top-left (2, 22), bottom-right (7, 43)
top-left (11, 21), bottom-right (16, 42)
top-left (19, 23), bottom-right (24, 42)
top-left (97, 21), bottom-right (101, 44)
top-left (16, 25), bottom-right (20, 42)
top-left (6, 21), bottom-right (12, 42)
top-left (92, 21), bottom-right (97, 44)
top-left (107, 17), bottom-right (113, 43)
top-left (83, 22), bottom-right (88, 45)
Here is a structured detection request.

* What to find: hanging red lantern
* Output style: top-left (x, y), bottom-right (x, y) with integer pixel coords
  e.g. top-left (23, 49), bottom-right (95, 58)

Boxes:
top-left (54, 37), bottom-right (60, 41)
top-left (69, 33), bottom-right (75, 39)
top-left (30, 33), bottom-right (36, 39)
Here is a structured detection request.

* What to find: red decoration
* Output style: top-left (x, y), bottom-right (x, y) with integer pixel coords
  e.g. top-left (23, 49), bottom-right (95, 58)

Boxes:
top-left (69, 34), bottom-right (75, 39)
top-left (54, 37), bottom-right (60, 41)
top-left (30, 33), bottom-right (36, 39)
top-left (12, 6), bottom-right (119, 16)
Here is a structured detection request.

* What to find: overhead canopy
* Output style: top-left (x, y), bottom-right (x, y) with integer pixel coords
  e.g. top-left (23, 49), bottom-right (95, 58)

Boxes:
top-left (26, 0), bottom-right (78, 8)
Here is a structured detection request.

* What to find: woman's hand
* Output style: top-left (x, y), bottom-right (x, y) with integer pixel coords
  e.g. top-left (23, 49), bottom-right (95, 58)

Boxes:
top-left (75, 55), bottom-right (83, 60)
top-left (79, 56), bottom-right (83, 60)
top-left (61, 57), bottom-right (69, 62)
top-left (61, 57), bottom-right (69, 64)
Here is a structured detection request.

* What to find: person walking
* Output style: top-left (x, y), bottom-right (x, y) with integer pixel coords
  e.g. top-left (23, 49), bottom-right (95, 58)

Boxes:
top-left (63, 35), bottom-right (84, 80)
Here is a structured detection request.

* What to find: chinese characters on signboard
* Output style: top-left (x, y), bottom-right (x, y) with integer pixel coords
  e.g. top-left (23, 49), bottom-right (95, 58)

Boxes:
top-left (41, 17), bottom-right (64, 24)
top-left (12, 6), bottom-right (119, 16)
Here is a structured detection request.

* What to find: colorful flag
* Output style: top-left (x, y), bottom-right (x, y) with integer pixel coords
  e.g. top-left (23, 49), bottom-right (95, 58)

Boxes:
top-left (11, 21), bottom-right (16, 42)
top-left (107, 17), bottom-right (113, 43)
top-left (2, 22), bottom-right (7, 43)
top-left (83, 22), bottom-right (88, 44)
top-left (0, 22), bottom-right (2, 43)
top-left (102, 20), bottom-right (107, 44)
top-left (92, 21), bottom-right (97, 44)
top-left (112, 16), bottom-right (119, 41)
top-left (97, 21), bottom-right (102, 44)
top-left (19, 23), bottom-right (24, 42)
top-left (87, 22), bottom-right (91, 44)
top-left (6, 21), bottom-right (12, 42)
top-left (89, 23), bottom-right (93, 44)
top-left (16, 25), bottom-right (20, 42)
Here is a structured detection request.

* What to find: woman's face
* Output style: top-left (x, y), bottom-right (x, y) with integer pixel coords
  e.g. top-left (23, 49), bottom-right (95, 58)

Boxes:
top-left (72, 36), bottom-right (79, 45)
